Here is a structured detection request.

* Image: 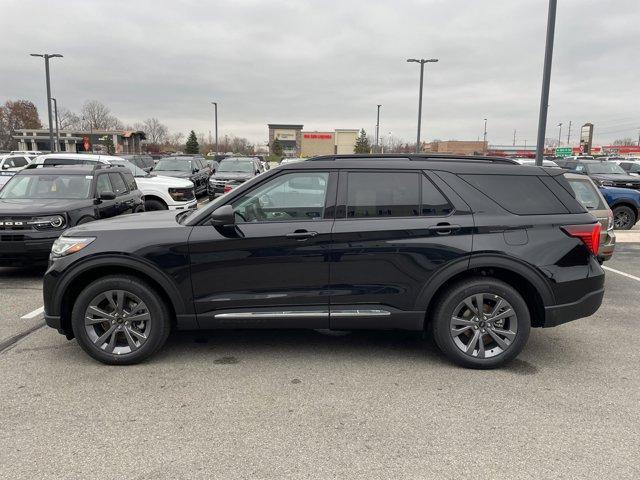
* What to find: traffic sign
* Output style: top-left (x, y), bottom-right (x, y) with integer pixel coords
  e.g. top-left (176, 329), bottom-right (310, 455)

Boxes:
top-left (555, 147), bottom-right (572, 157)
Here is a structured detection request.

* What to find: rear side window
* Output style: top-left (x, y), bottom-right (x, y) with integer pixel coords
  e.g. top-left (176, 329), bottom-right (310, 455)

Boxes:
top-left (347, 172), bottom-right (420, 218)
top-left (566, 178), bottom-right (606, 210)
top-left (461, 174), bottom-right (569, 215)
top-left (122, 172), bottom-right (137, 191)
top-left (108, 173), bottom-right (128, 196)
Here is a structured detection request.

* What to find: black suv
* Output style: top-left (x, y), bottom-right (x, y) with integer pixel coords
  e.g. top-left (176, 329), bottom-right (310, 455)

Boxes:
top-left (43, 155), bottom-right (604, 368)
top-left (557, 159), bottom-right (640, 189)
top-left (152, 156), bottom-right (211, 196)
top-left (0, 164), bottom-right (143, 265)
top-left (208, 157), bottom-right (262, 198)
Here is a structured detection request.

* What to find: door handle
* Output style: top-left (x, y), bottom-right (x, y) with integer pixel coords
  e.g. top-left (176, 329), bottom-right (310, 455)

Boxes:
top-left (428, 223), bottom-right (461, 235)
top-left (286, 230), bottom-right (318, 240)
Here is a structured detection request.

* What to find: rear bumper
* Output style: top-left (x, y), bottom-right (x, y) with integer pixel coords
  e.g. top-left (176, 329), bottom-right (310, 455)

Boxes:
top-left (543, 287), bottom-right (605, 327)
top-left (599, 231), bottom-right (616, 262)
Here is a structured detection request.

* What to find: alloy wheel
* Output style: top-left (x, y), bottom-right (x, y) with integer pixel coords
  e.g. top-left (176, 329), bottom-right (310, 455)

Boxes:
top-left (84, 290), bottom-right (152, 355)
top-left (450, 293), bottom-right (518, 359)
top-left (614, 211), bottom-right (632, 229)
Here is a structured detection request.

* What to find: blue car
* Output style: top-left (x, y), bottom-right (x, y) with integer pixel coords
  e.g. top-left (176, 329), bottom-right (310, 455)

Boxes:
top-left (599, 186), bottom-right (640, 230)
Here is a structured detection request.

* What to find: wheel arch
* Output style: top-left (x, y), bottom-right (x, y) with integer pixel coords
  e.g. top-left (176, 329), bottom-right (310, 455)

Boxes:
top-left (418, 254), bottom-right (554, 329)
top-left (143, 194), bottom-right (168, 208)
top-left (54, 255), bottom-right (189, 338)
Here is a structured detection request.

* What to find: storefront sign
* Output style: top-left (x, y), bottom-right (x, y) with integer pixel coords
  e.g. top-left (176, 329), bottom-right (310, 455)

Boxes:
top-left (303, 134), bottom-right (333, 139)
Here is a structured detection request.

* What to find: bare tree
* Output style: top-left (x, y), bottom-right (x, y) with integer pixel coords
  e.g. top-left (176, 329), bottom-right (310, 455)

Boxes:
top-left (80, 100), bottom-right (122, 130)
top-left (142, 118), bottom-right (168, 145)
top-left (57, 106), bottom-right (82, 130)
top-left (612, 137), bottom-right (635, 146)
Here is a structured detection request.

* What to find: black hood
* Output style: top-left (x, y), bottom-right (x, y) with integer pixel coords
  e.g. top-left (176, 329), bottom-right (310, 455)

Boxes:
top-left (0, 198), bottom-right (88, 215)
top-left (590, 173), bottom-right (640, 184)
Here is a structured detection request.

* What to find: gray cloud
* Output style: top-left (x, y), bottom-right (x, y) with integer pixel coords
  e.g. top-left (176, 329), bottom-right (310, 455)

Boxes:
top-left (1, 0), bottom-right (638, 146)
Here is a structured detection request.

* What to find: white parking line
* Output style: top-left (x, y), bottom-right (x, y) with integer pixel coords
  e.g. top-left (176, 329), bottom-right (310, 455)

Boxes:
top-left (21, 306), bottom-right (44, 320)
top-left (603, 266), bottom-right (640, 282)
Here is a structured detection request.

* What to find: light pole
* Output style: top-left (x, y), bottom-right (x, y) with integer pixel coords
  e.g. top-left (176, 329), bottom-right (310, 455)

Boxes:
top-left (407, 58), bottom-right (438, 153)
top-left (375, 104), bottom-right (382, 153)
top-left (211, 102), bottom-right (218, 157)
top-left (50, 97), bottom-right (60, 152)
top-left (483, 118), bottom-right (488, 146)
top-left (535, 0), bottom-right (557, 165)
top-left (566, 120), bottom-right (572, 145)
top-left (513, 129), bottom-right (517, 147)
top-left (558, 122), bottom-right (563, 146)
top-left (30, 53), bottom-right (63, 153)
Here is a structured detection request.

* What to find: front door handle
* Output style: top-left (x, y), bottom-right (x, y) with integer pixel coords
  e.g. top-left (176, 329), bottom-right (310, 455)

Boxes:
top-left (428, 223), bottom-right (461, 235)
top-left (286, 230), bottom-right (318, 240)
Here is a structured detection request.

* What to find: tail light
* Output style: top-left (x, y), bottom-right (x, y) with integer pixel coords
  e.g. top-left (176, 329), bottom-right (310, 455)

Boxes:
top-left (607, 209), bottom-right (614, 231)
top-left (561, 223), bottom-right (601, 255)
top-left (223, 185), bottom-right (233, 193)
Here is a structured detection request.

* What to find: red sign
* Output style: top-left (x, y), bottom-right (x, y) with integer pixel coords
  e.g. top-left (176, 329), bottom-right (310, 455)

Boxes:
top-left (303, 134), bottom-right (332, 140)
top-left (83, 136), bottom-right (90, 151)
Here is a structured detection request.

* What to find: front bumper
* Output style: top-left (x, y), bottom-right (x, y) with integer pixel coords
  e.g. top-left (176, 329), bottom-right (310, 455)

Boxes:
top-left (0, 232), bottom-right (59, 264)
top-left (167, 199), bottom-right (197, 211)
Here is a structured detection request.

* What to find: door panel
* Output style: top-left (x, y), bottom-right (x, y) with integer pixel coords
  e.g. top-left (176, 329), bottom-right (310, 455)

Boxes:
top-left (329, 170), bottom-right (474, 329)
top-left (189, 170), bottom-right (336, 328)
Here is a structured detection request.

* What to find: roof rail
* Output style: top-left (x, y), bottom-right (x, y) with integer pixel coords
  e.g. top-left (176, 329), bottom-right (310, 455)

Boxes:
top-left (306, 153), bottom-right (518, 165)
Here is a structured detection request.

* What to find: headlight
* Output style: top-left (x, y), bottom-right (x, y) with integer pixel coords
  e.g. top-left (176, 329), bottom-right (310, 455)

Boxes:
top-left (598, 180), bottom-right (614, 187)
top-left (51, 236), bottom-right (95, 257)
top-left (28, 215), bottom-right (66, 230)
top-left (168, 187), bottom-right (195, 201)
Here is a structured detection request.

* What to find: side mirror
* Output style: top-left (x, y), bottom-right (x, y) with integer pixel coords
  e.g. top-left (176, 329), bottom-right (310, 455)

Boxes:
top-left (193, 168), bottom-right (199, 174)
top-left (1, 164), bottom-right (9, 170)
top-left (99, 191), bottom-right (116, 201)
top-left (209, 204), bottom-right (235, 227)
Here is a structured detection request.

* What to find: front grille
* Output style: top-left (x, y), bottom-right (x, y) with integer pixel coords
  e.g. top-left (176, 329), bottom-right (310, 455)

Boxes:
top-left (1, 234), bottom-right (25, 241)
top-left (0, 217), bottom-right (33, 231)
top-left (211, 178), bottom-right (245, 187)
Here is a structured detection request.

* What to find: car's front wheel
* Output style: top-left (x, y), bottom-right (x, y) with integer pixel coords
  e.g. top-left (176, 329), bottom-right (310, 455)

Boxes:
top-left (431, 277), bottom-right (531, 369)
top-left (71, 275), bottom-right (171, 365)
top-left (613, 205), bottom-right (636, 230)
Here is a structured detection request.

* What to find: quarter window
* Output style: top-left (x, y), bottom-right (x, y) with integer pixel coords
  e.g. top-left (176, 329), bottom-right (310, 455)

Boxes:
top-left (108, 173), bottom-right (129, 196)
top-left (122, 172), bottom-right (137, 191)
top-left (231, 172), bottom-right (329, 223)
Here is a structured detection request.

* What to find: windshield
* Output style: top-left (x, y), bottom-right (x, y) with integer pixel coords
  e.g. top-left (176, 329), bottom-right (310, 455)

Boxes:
top-left (154, 158), bottom-right (192, 172)
top-left (0, 174), bottom-right (91, 199)
top-left (108, 159), bottom-right (148, 177)
top-left (218, 159), bottom-right (254, 173)
top-left (585, 163), bottom-right (626, 175)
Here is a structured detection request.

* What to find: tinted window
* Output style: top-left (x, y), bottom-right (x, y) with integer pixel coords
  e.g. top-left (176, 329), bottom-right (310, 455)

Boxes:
top-left (8, 157), bottom-right (28, 167)
top-left (43, 157), bottom-right (85, 165)
top-left (232, 172), bottom-right (329, 222)
top-left (122, 172), bottom-right (137, 191)
top-left (567, 178), bottom-right (606, 210)
top-left (421, 176), bottom-right (453, 216)
top-left (96, 174), bottom-right (113, 196)
top-left (347, 172), bottom-right (420, 218)
top-left (461, 174), bottom-right (569, 215)
top-left (108, 173), bottom-right (128, 196)
top-left (584, 163), bottom-right (626, 175)
top-left (0, 174), bottom-right (91, 199)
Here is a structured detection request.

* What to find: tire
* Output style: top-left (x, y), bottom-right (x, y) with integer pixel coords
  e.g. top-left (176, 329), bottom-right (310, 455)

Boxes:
top-left (431, 277), bottom-right (531, 369)
top-left (144, 198), bottom-right (167, 211)
top-left (613, 205), bottom-right (636, 230)
top-left (134, 204), bottom-right (145, 213)
top-left (71, 275), bottom-right (171, 365)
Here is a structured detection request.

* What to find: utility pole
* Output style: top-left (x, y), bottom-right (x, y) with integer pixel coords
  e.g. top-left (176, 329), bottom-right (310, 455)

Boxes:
top-left (30, 53), bottom-right (63, 152)
top-left (211, 102), bottom-right (218, 157)
top-left (50, 97), bottom-right (60, 152)
top-left (566, 120), bottom-right (572, 145)
top-left (558, 122), bottom-right (563, 146)
top-left (375, 104), bottom-right (381, 153)
top-left (513, 129), bottom-right (517, 146)
top-left (407, 58), bottom-right (438, 153)
top-left (535, 0), bottom-right (558, 165)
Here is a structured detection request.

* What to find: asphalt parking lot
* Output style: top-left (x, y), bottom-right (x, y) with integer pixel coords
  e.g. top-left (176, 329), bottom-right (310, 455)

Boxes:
top-left (1, 240), bottom-right (639, 479)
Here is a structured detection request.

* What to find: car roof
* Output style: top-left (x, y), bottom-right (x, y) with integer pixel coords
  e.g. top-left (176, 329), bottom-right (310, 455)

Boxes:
top-left (19, 164), bottom-right (129, 175)
top-left (33, 153), bottom-right (126, 163)
top-left (305, 153), bottom-right (518, 164)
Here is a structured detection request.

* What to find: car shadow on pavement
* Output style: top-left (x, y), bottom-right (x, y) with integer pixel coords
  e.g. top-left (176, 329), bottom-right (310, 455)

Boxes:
top-left (0, 265), bottom-right (47, 279)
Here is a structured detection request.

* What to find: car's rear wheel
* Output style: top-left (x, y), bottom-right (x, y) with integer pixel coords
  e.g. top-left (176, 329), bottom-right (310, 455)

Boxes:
top-left (613, 205), bottom-right (636, 230)
top-left (71, 275), bottom-right (171, 365)
top-left (144, 198), bottom-right (167, 211)
top-left (431, 277), bottom-right (531, 369)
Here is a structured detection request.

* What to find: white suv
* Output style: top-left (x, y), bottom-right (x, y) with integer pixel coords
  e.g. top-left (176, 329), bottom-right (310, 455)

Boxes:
top-left (0, 154), bottom-right (33, 189)
top-left (33, 153), bottom-right (197, 211)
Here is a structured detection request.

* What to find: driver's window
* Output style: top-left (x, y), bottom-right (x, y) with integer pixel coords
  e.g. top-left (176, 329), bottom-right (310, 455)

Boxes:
top-left (231, 172), bottom-right (329, 223)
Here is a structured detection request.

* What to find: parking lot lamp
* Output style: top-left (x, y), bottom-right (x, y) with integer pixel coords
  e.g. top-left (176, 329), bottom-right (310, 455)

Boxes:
top-left (407, 58), bottom-right (438, 153)
top-left (535, 0), bottom-right (558, 165)
top-left (558, 122), bottom-right (563, 146)
top-left (375, 104), bottom-right (381, 153)
top-left (30, 53), bottom-right (63, 153)
top-left (211, 102), bottom-right (218, 157)
top-left (51, 97), bottom-right (60, 152)
top-left (483, 118), bottom-right (488, 147)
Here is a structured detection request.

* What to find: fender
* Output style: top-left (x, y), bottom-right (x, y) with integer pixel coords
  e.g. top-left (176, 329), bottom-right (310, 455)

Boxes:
top-left (414, 253), bottom-right (555, 311)
top-left (50, 253), bottom-right (190, 317)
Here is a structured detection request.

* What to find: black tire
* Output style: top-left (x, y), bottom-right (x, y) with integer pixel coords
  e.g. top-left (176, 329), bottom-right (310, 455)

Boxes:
top-left (431, 277), bottom-right (531, 369)
top-left (71, 275), bottom-right (171, 365)
top-left (144, 198), bottom-right (167, 211)
top-left (134, 204), bottom-right (145, 213)
top-left (613, 205), bottom-right (636, 230)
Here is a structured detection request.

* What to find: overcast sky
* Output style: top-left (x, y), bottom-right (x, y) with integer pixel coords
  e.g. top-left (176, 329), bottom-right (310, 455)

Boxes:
top-left (1, 0), bottom-right (639, 147)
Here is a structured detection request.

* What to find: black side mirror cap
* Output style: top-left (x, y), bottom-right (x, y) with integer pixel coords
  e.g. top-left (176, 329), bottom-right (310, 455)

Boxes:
top-left (99, 191), bottom-right (116, 201)
top-left (209, 204), bottom-right (235, 227)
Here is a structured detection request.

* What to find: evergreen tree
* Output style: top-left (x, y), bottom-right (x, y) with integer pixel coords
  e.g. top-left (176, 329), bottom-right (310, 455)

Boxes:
top-left (354, 129), bottom-right (371, 153)
top-left (185, 130), bottom-right (199, 154)
top-left (104, 135), bottom-right (115, 155)
top-left (272, 138), bottom-right (283, 156)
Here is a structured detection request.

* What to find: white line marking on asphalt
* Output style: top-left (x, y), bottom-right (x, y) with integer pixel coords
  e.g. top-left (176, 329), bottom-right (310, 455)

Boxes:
top-left (21, 306), bottom-right (44, 320)
top-left (603, 266), bottom-right (640, 282)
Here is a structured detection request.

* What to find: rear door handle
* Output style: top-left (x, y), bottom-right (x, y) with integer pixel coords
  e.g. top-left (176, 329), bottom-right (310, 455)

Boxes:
top-left (286, 230), bottom-right (318, 240)
top-left (428, 223), bottom-right (461, 235)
